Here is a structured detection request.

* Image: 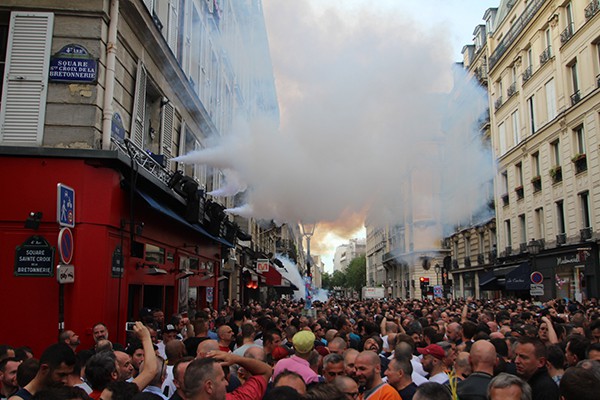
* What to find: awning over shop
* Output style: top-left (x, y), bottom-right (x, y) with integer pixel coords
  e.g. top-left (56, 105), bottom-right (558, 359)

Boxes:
top-left (136, 189), bottom-right (233, 247)
top-left (505, 262), bottom-right (530, 291)
top-left (478, 270), bottom-right (497, 286)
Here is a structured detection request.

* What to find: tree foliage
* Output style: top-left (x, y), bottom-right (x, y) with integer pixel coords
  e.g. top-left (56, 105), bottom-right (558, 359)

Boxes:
top-left (345, 255), bottom-right (366, 292)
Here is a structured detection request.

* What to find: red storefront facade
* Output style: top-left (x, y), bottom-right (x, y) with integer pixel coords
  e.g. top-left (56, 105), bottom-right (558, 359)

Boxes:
top-left (0, 149), bottom-right (229, 355)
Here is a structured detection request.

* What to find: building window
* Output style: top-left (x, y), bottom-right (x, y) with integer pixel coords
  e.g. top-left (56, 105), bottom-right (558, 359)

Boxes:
top-left (501, 171), bottom-right (509, 206)
top-left (527, 95), bottom-right (536, 134)
top-left (556, 200), bottom-right (566, 235)
top-left (515, 163), bottom-right (524, 199)
top-left (499, 122), bottom-right (507, 155)
top-left (478, 232), bottom-right (485, 255)
top-left (512, 110), bottom-right (520, 145)
top-left (519, 214), bottom-right (526, 246)
top-left (580, 191), bottom-right (591, 229)
top-left (550, 140), bottom-right (562, 183)
top-left (545, 78), bottom-right (557, 120)
top-left (569, 60), bottom-right (580, 105)
top-left (535, 207), bottom-right (545, 240)
top-left (505, 219), bottom-right (512, 249)
top-left (532, 152), bottom-right (542, 191)
top-left (573, 125), bottom-right (587, 173)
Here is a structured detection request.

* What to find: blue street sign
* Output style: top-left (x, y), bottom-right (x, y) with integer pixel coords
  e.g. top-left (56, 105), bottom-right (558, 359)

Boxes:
top-left (57, 184), bottom-right (75, 227)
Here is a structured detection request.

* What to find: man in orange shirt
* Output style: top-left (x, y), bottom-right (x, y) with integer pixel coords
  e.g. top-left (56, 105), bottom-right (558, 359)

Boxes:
top-left (355, 351), bottom-right (400, 400)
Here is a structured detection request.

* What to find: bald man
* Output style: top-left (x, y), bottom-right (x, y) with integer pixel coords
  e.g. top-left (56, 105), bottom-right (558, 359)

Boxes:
top-left (196, 339), bottom-right (219, 359)
top-left (355, 351), bottom-right (400, 400)
top-left (456, 340), bottom-right (497, 400)
top-left (333, 376), bottom-right (359, 399)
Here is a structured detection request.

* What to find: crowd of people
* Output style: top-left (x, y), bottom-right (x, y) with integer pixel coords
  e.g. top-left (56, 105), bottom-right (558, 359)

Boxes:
top-left (2, 296), bottom-right (600, 400)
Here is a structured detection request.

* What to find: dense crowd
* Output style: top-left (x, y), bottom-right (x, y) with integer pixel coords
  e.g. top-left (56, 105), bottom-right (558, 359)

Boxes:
top-left (2, 296), bottom-right (600, 400)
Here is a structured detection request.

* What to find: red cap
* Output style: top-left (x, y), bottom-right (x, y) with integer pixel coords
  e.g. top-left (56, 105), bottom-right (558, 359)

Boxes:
top-left (417, 344), bottom-right (445, 360)
top-left (272, 346), bottom-right (290, 361)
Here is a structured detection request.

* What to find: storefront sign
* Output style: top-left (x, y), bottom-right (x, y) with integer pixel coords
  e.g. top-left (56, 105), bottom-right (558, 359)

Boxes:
top-left (556, 254), bottom-right (580, 266)
top-left (49, 44), bottom-right (98, 83)
top-left (206, 287), bottom-right (214, 303)
top-left (14, 236), bottom-right (55, 277)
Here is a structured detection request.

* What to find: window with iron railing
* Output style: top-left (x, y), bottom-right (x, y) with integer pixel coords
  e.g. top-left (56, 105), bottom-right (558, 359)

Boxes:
top-left (522, 66), bottom-right (532, 83)
top-left (585, 0), bottom-right (600, 20)
top-left (540, 46), bottom-right (552, 65)
top-left (561, 23), bottom-right (575, 44)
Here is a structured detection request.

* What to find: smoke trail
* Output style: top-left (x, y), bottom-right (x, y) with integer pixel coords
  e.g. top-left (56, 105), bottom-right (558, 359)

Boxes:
top-left (273, 254), bottom-right (306, 300)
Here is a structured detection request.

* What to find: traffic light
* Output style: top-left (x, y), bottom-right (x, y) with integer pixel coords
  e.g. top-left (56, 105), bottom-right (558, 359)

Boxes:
top-left (420, 277), bottom-right (430, 292)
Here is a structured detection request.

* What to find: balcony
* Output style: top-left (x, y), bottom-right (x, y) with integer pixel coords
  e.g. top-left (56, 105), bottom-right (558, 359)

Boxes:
top-left (586, 1), bottom-right (600, 19)
top-left (520, 243), bottom-right (528, 253)
top-left (452, 259), bottom-right (459, 269)
top-left (522, 66), bottom-right (533, 83)
top-left (572, 153), bottom-right (587, 174)
top-left (571, 90), bottom-right (581, 106)
top-left (494, 96), bottom-right (503, 110)
top-left (540, 46), bottom-right (552, 65)
top-left (464, 256), bottom-right (471, 267)
top-left (488, 0), bottom-right (546, 70)
top-left (550, 165), bottom-right (562, 184)
top-left (597, 74), bottom-right (600, 88)
top-left (560, 23), bottom-right (575, 45)
top-left (489, 249), bottom-right (497, 262)
top-left (477, 254), bottom-right (485, 265)
top-left (515, 185), bottom-right (524, 200)
top-left (556, 233), bottom-right (567, 245)
top-left (581, 226), bottom-right (593, 241)
top-left (507, 82), bottom-right (517, 98)
top-left (531, 175), bottom-right (542, 192)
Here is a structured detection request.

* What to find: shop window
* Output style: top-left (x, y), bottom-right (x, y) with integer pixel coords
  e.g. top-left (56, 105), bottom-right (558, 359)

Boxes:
top-left (145, 243), bottom-right (165, 264)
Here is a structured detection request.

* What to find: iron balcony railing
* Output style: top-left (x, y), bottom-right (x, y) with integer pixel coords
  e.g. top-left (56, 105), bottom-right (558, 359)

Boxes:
top-left (522, 66), bottom-right (533, 83)
top-left (494, 96), bottom-right (503, 110)
top-left (112, 137), bottom-right (173, 186)
top-left (560, 23), bottom-right (575, 44)
top-left (507, 82), bottom-right (517, 97)
top-left (540, 46), bottom-right (552, 65)
top-left (585, 0), bottom-right (600, 19)
top-left (489, 0), bottom-right (547, 70)
top-left (571, 90), bottom-right (581, 106)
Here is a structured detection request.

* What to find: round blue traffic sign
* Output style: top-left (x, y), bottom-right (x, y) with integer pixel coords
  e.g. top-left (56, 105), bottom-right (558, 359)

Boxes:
top-left (530, 271), bottom-right (543, 284)
top-left (58, 227), bottom-right (74, 265)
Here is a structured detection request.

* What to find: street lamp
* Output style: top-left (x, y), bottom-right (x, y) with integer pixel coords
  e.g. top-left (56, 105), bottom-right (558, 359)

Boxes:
top-left (434, 264), bottom-right (441, 286)
top-left (299, 222), bottom-right (316, 277)
top-left (299, 222), bottom-right (316, 309)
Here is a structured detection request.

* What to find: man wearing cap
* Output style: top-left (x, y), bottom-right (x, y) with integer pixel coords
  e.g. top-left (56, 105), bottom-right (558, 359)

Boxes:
top-left (273, 331), bottom-right (319, 385)
top-left (418, 344), bottom-right (448, 384)
top-left (157, 325), bottom-right (179, 360)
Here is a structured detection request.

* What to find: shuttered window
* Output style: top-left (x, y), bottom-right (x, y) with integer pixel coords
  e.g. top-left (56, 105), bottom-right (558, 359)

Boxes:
top-left (167, 0), bottom-right (179, 55)
top-left (0, 12), bottom-right (53, 146)
top-left (160, 100), bottom-right (174, 160)
top-left (131, 60), bottom-right (147, 148)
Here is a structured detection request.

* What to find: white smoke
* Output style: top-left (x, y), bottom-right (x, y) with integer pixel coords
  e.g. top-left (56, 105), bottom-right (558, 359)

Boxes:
top-left (174, 1), bottom-right (492, 254)
top-left (273, 254), bottom-right (306, 300)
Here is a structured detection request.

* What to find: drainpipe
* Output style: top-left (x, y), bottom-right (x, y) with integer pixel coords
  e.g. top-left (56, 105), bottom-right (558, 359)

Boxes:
top-left (101, 0), bottom-right (119, 150)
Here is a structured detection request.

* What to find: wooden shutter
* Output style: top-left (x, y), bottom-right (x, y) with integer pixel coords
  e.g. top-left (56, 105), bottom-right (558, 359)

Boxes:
top-left (160, 100), bottom-right (174, 159)
top-left (0, 12), bottom-right (54, 146)
top-left (130, 60), bottom-right (146, 148)
top-left (167, 0), bottom-right (179, 54)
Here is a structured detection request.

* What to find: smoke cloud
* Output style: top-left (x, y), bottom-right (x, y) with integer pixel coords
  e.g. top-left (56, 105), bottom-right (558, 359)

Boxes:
top-left (174, 1), bottom-right (492, 251)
